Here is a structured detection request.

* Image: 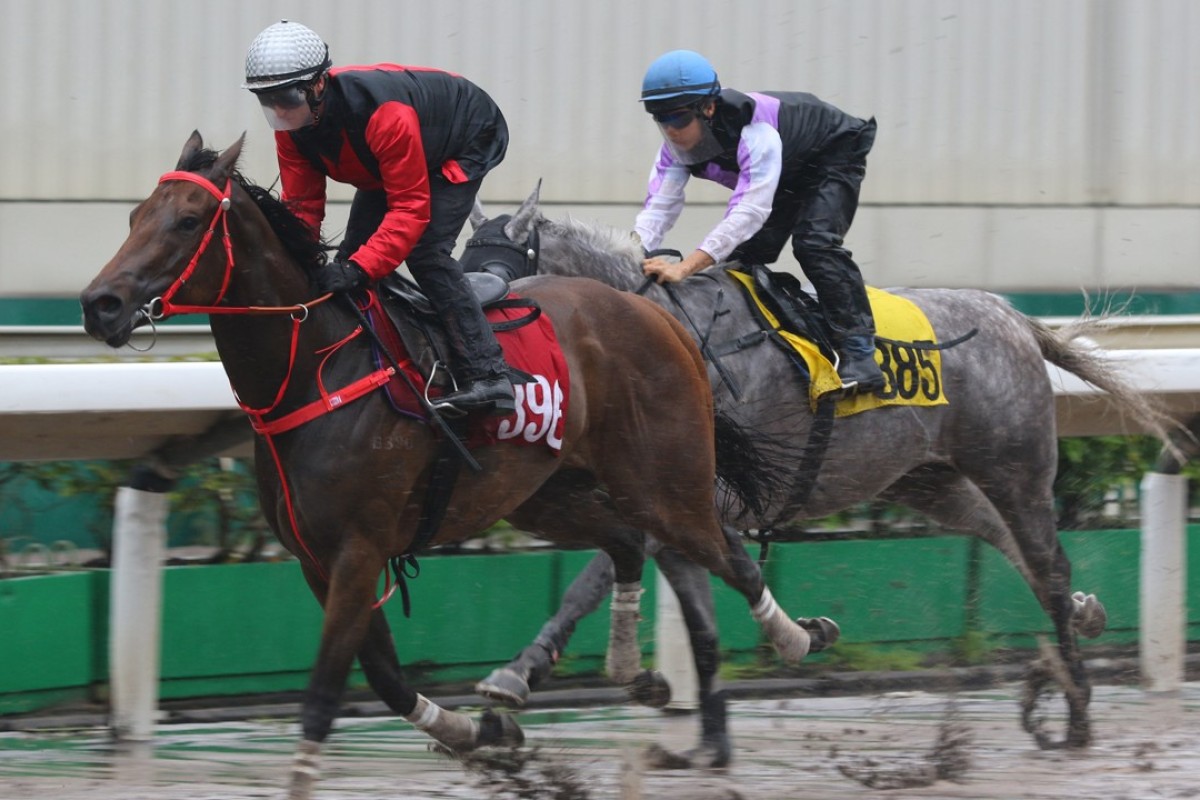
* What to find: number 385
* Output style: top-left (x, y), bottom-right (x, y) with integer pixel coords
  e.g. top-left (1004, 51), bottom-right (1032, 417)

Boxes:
top-left (876, 341), bottom-right (941, 401)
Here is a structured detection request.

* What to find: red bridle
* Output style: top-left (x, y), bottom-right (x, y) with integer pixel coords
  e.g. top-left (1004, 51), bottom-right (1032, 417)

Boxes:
top-left (148, 170), bottom-right (400, 594)
top-left (148, 170), bottom-right (332, 320)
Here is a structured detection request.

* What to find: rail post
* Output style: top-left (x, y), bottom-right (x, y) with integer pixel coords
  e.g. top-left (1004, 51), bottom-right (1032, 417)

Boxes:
top-left (1139, 473), bottom-right (1187, 692)
top-left (108, 485), bottom-right (169, 740)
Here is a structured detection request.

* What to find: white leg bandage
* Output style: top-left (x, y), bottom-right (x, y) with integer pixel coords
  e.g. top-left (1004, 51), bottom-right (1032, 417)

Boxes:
top-left (750, 587), bottom-right (810, 664)
top-left (606, 583), bottom-right (644, 685)
top-left (288, 739), bottom-right (321, 800)
top-left (405, 693), bottom-right (480, 752)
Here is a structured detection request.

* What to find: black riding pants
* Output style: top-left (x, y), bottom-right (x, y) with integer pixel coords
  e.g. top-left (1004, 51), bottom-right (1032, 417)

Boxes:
top-left (338, 177), bottom-right (507, 381)
top-left (729, 125), bottom-right (877, 342)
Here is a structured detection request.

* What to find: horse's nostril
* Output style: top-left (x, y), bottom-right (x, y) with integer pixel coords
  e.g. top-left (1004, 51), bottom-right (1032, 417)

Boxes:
top-left (92, 294), bottom-right (123, 318)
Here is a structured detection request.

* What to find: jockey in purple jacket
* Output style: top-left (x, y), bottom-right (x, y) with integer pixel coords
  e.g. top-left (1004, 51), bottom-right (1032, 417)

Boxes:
top-left (636, 49), bottom-right (884, 394)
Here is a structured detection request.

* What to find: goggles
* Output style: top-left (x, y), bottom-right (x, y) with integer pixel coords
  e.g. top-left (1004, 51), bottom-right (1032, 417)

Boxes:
top-left (651, 106), bottom-right (701, 130)
top-left (253, 84), bottom-right (309, 111)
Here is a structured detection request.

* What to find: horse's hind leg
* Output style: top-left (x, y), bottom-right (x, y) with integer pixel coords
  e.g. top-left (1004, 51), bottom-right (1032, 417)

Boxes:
top-left (508, 472), bottom-right (650, 689)
top-left (358, 609), bottom-right (524, 750)
top-left (887, 464), bottom-right (1092, 748)
top-left (972, 466), bottom-right (1093, 748)
top-left (651, 545), bottom-right (733, 769)
top-left (476, 548), bottom-right (616, 706)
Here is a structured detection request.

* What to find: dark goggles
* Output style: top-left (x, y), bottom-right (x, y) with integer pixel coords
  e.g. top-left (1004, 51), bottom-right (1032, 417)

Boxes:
top-left (651, 105), bottom-right (701, 129)
top-left (253, 84), bottom-right (309, 111)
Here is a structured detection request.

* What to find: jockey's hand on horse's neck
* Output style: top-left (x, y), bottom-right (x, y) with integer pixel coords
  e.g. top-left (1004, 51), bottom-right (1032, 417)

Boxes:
top-left (643, 249), bottom-right (714, 283)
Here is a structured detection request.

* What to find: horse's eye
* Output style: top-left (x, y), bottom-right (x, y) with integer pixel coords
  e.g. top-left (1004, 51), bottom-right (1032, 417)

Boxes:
top-left (177, 215), bottom-right (202, 233)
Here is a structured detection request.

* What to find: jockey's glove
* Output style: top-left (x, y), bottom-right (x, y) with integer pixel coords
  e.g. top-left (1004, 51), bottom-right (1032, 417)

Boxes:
top-left (316, 260), bottom-right (370, 294)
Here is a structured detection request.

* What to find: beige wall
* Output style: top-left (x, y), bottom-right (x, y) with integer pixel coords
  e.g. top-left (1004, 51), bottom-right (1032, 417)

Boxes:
top-left (3, 0), bottom-right (1198, 296)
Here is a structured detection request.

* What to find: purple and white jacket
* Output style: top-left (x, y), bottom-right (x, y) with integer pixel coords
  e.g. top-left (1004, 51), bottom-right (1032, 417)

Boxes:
top-left (635, 89), bottom-right (874, 262)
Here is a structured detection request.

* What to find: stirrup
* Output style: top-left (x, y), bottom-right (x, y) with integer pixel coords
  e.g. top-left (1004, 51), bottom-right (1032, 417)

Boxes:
top-left (425, 362), bottom-right (468, 418)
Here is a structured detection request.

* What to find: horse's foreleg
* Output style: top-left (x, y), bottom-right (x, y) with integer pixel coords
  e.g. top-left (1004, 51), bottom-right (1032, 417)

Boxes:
top-left (476, 549), bottom-right (615, 706)
top-left (358, 609), bottom-right (525, 750)
top-left (288, 556), bottom-right (379, 800)
top-left (605, 538), bottom-right (648, 687)
top-left (404, 693), bottom-right (525, 751)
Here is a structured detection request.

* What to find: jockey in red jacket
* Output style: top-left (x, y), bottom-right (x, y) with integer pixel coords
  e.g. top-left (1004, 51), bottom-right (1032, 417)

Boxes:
top-left (243, 20), bottom-right (514, 416)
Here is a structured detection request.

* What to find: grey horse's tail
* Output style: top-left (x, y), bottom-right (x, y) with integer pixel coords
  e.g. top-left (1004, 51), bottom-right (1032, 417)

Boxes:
top-left (1025, 315), bottom-right (1185, 456)
top-left (713, 409), bottom-right (796, 522)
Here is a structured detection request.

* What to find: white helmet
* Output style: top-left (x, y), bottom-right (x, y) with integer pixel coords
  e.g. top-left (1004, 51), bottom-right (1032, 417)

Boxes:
top-left (243, 20), bottom-right (331, 92)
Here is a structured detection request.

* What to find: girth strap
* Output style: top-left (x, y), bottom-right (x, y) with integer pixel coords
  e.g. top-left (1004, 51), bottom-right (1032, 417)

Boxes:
top-left (382, 416), bottom-right (468, 618)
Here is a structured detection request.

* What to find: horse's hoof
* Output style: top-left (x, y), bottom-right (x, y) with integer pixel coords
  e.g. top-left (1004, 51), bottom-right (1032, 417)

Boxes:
top-left (475, 668), bottom-right (532, 707)
top-left (643, 742), bottom-right (693, 769)
top-left (477, 708), bottom-right (525, 748)
top-left (692, 734), bottom-right (732, 769)
top-left (797, 616), bottom-right (841, 652)
top-left (628, 669), bottom-right (672, 708)
top-left (1066, 720), bottom-right (1092, 749)
top-left (1071, 592), bottom-right (1107, 639)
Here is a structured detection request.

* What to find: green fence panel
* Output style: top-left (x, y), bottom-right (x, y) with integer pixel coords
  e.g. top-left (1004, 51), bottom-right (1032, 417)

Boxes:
top-left (709, 570), bottom-right (767, 653)
top-left (762, 537), bottom-right (972, 644)
top-left (158, 561), bottom-right (321, 698)
top-left (4, 526), bottom-right (1200, 713)
top-left (0, 572), bottom-right (98, 713)
top-left (382, 551), bottom-right (560, 668)
top-left (976, 527), bottom-right (1200, 645)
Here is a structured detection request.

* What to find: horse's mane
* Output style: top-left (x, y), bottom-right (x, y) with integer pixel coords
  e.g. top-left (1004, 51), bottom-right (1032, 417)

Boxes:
top-left (534, 215), bottom-right (646, 290)
top-left (179, 147), bottom-right (331, 275)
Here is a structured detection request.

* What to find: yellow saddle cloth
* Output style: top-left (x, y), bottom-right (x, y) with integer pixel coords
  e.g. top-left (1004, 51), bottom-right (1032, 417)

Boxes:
top-left (726, 272), bottom-right (949, 418)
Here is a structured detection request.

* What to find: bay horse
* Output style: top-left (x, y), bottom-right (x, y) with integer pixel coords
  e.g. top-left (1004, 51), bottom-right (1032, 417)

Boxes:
top-left (462, 184), bottom-right (1176, 763)
top-left (79, 132), bottom-right (831, 800)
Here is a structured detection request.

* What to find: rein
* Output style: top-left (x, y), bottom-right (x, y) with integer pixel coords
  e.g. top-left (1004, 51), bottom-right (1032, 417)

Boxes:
top-left (638, 274), bottom-right (744, 401)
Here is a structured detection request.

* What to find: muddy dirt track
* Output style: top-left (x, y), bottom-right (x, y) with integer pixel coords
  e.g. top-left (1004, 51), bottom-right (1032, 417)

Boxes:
top-left (1, 681), bottom-right (1198, 799)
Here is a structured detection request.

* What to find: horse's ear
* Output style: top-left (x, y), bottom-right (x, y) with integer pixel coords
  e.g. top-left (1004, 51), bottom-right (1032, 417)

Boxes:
top-left (504, 179), bottom-right (543, 241)
top-left (469, 198), bottom-right (488, 231)
top-left (176, 130), bottom-right (205, 170)
top-left (211, 133), bottom-right (246, 182)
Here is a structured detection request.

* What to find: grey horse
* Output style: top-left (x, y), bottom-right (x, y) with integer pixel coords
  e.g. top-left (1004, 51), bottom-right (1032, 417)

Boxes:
top-left (461, 184), bottom-right (1173, 764)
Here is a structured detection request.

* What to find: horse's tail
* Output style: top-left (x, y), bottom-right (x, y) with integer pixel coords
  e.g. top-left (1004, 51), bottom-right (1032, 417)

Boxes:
top-left (1025, 315), bottom-right (1187, 459)
top-left (713, 409), bottom-right (795, 523)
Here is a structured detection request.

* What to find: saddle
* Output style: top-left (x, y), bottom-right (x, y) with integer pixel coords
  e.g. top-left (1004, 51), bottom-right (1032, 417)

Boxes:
top-left (724, 263), bottom-right (952, 416)
top-left (372, 272), bottom-right (536, 408)
top-left (381, 270), bottom-right (510, 319)
top-left (743, 263), bottom-right (840, 365)
top-left (361, 272), bottom-right (570, 450)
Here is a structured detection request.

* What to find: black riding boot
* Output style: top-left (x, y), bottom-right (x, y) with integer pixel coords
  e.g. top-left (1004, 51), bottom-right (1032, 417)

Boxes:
top-left (417, 263), bottom-right (515, 416)
top-left (834, 333), bottom-right (885, 394)
top-left (802, 258), bottom-right (885, 395)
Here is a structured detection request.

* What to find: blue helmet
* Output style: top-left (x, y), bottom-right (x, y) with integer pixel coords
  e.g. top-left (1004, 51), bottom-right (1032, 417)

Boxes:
top-left (640, 50), bottom-right (720, 113)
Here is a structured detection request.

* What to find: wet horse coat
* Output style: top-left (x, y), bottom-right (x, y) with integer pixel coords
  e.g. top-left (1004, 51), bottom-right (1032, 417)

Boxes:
top-left (465, 185), bottom-right (1173, 761)
top-left (79, 133), bottom-right (827, 800)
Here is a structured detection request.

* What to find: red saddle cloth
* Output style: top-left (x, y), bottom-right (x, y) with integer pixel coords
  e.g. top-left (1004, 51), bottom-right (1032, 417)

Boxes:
top-left (368, 292), bottom-right (569, 452)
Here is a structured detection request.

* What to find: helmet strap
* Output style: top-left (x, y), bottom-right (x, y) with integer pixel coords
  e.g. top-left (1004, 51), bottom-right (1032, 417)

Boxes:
top-left (304, 74), bottom-right (328, 123)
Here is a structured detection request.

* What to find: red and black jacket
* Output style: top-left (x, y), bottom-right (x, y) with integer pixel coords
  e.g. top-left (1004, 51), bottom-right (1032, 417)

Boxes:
top-left (275, 64), bottom-right (508, 278)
